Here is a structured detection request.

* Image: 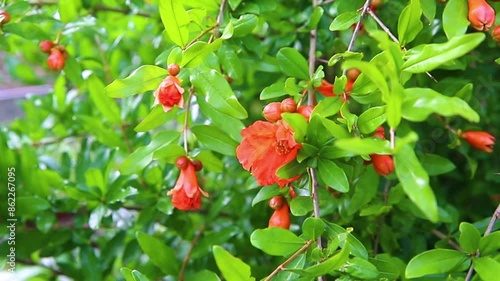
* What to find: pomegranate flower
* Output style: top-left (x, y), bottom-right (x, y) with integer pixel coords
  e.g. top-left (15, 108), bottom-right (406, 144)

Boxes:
top-left (167, 161), bottom-right (208, 210)
top-left (468, 0), bottom-right (495, 31)
top-left (461, 131), bottom-right (495, 153)
top-left (371, 154), bottom-right (395, 176)
top-left (236, 120), bottom-right (302, 187)
top-left (316, 79), bottom-right (335, 97)
top-left (153, 76), bottom-right (184, 112)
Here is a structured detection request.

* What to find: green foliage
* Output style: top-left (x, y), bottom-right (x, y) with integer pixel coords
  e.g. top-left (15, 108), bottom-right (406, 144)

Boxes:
top-left (1, 0), bottom-right (499, 280)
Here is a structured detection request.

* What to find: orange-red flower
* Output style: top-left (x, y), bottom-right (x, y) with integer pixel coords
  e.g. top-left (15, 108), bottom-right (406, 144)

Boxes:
top-left (268, 202), bottom-right (290, 229)
top-left (236, 120), bottom-right (302, 187)
top-left (468, 0), bottom-right (495, 31)
top-left (461, 131), bottom-right (495, 153)
top-left (316, 79), bottom-right (335, 97)
top-left (154, 76), bottom-right (184, 112)
top-left (167, 161), bottom-right (208, 210)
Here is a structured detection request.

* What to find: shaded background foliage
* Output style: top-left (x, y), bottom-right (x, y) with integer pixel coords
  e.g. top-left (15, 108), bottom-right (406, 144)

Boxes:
top-left (0, 0), bottom-right (499, 280)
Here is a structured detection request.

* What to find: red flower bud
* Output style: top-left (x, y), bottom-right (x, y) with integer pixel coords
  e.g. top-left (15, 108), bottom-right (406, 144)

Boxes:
top-left (461, 131), bottom-right (495, 153)
top-left (372, 126), bottom-right (386, 140)
top-left (347, 68), bottom-right (361, 81)
top-left (39, 40), bottom-right (55, 54)
top-left (316, 80), bottom-right (335, 97)
top-left (268, 203), bottom-right (290, 229)
top-left (0, 11), bottom-right (10, 24)
top-left (468, 0), bottom-right (495, 31)
top-left (263, 102), bottom-right (283, 122)
top-left (192, 159), bottom-right (203, 171)
top-left (176, 156), bottom-right (190, 170)
top-left (269, 196), bottom-right (285, 210)
top-left (280, 98), bottom-right (297, 113)
top-left (167, 63), bottom-right (180, 76)
top-left (47, 49), bottom-right (66, 71)
top-left (492, 26), bottom-right (500, 42)
top-left (371, 154), bottom-right (394, 176)
top-left (297, 105), bottom-right (314, 121)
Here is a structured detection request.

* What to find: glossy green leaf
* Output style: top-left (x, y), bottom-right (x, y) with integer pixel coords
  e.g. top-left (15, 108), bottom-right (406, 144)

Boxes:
top-left (120, 131), bottom-right (180, 175)
top-left (329, 12), bottom-right (360, 31)
top-left (232, 14), bottom-right (258, 37)
top-left (134, 106), bottom-right (179, 132)
top-left (191, 125), bottom-right (238, 156)
top-left (87, 74), bottom-right (121, 124)
top-left (304, 243), bottom-right (350, 276)
top-left (443, 0), bottom-right (469, 39)
top-left (251, 185), bottom-right (282, 207)
top-left (132, 270), bottom-right (151, 281)
top-left (276, 159), bottom-right (307, 180)
top-left (395, 144), bottom-right (438, 222)
top-left (190, 69), bottom-right (248, 119)
top-left (398, 0), bottom-right (423, 45)
top-left (311, 97), bottom-right (342, 118)
top-left (406, 249), bottom-right (470, 278)
top-left (290, 196), bottom-right (314, 216)
top-left (260, 81), bottom-right (287, 100)
top-left (357, 106), bottom-right (386, 134)
top-left (3, 22), bottom-right (47, 40)
top-left (343, 257), bottom-right (379, 279)
top-left (343, 60), bottom-right (389, 97)
top-left (181, 40), bottom-right (223, 68)
top-left (421, 0), bottom-right (436, 22)
top-left (334, 137), bottom-right (392, 155)
top-left (479, 231), bottom-right (500, 256)
top-left (368, 257), bottom-right (400, 280)
top-left (302, 217), bottom-right (325, 240)
top-left (458, 222), bottom-right (481, 253)
top-left (321, 118), bottom-right (351, 139)
top-left (213, 246), bottom-right (255, 281)
top-left (153, 144), bottom-right (186, 163)
top-left (277, 47), bottom-right (310, 80)
top-left (105, 65), bottom-right (167, 98)
top-left (360, 204), bottom-right (392, 217)
top-left (282, 113), bottom-right (308, 142)
top-left (250, 228), bottom-right (305, 256)
top-left (185, 270), bottom-right (221, 281)
top-left (120, 267), bottom-right (135, 281)
top-left (308, 6), bottom-right (324, 29)
top-left (136, 231), bottom-right (179, 275)
top-left (403, 33), bottom-right (486, 73)
top-left (420, 153), bottom-right (456, 176)
top-left (473, 256), bottom-right (500, 281)
top-left (197, 96), bottom-right (244, 142)
top-left (386, 83), bottom-right (403, 129)
top-left (193, 150), bottom-right (224, 173)
top-left (317, 158), bottom-right (349, 192)
top-left (58, 0), bottom-right (80, 23)
top-left (159, 0), bottom-right (190, 47)
top-left (402, 88), bottom-right (479, 122)
top-left (16, 196), bottom-right (51, 216)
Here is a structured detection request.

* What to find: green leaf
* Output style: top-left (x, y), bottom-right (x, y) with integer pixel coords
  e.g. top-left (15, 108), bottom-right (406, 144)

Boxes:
top-left (398, 0), bottom-right (423, 45)
top-left (359, 204), bottom-right (392, 217)
top-left (317, 158), bottom-right (349, 192)
top-left (321, 118), bottom-right (351, 139)
top-left (290, 196), bottom-right (314, 216)
top-left (136, 231), bottom-right (179, 275)
top-left (252, 185), bottom-right (282, 207)
top-left (85, 168), bottom-right (106, 196)
top-left (132, 270), bottom-right (151, 281)
top-left (159, 0), bottom-right (190, 47)
top-left (190, 69), bottom-right (248, 119)
top-left (357, 106), bottom-right (386, 134)
top-left (16, 196), bottom-right (51, 216)
top-left (304, 243), bottom-right (350, 276)
top-left (185, 270), bottom-right (221, 281)
top-left (473, 256), bottom-right (500, 281)
top-left (281, 113), bottom-right (308, 142)
top-left (105, 65), bottom-right (167, 98)
top-left (3, 22), bottom-right (47, 40)
top-left (191, 125), bottom-right (238, 156)
top-left (120, 267), bottom-right (135, 281)
top-left (153, 144), bottom-right (186, 163)
top-left (213, 246), bottom-right (255, 281)
top-left (87, 74), bottom-right (121, 124)
top-left (395, 144), bottom-right (438, 222)
top-left (308, 6), bottom-right (324, 29)
top-left (120, 131), bottom-right (180, 175)
top-left (260, 81), bottom-right (287, 100)
top-left (329, 12), bottom-right (360, 31)
top-left (250, 228), bottom-right (306, 256)
top-left (276, 160), bottom-right (307, 180)
top-left (302, 218), bottom-right (325, 240)
top-left (181, 40), bottom-right (223, 68)
top-left (406, 249), bottom-right (470, 278)
top-left (277, 47), bottom-right (310, 80)
top-left (479, 231), bottom-right (500, 256)
top-left (134, 106), bottom-right (179, 132)
top-left (197, 97), bottom-right (244, 142)
top-left (343, 257), bottom-right (379, 279)
top-left (342, 60), bottom-right (389, 97)
top-left (442, 0), bottom-right (469, 39)
top-left (386, 83), bottom-right (403, 129)
top-left (334, 137), bottom-right (392, 155)
top-left (403, 33), bottom-right (486, 73)
top-left (368, 257), bottom-right (400, 280)
top-left (193, 150), bottom-right (224, 173)
top-left (458, 222), bottom-right (481, 254)
top-left (402, 88), bottom-right (479, 123)
top-left (58, 0), bottom-right (80, 22)
top-left (232, 14), bottom-right (258, 37)
top-left (420, 153), bottom-right (456, 176)
top-left (311, 97), bottom-right (342, 118)
top-left (421, 0), bottom-right (436, 22)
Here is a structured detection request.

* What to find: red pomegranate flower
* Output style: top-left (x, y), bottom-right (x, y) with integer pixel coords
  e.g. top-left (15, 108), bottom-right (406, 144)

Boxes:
top-left (461, 131), bottom-right (495, 153)
top-left (153, 76), bottom-right (184, 112)
top-left (316, 79), bottom-right (335, 97)
top-left (167, 161), bottom-right (209, 210)
top-left (236, 120), bottom-right (302, 187)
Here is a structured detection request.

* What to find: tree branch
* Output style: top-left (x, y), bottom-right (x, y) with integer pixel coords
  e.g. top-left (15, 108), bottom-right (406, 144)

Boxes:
top-left (179, 226), bottom-right (206, 281)
top-left (264, 240), bottom-right (314, 281)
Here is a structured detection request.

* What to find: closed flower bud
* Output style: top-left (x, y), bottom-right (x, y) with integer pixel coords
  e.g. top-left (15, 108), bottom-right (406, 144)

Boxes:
top-left (268, 203), bottom-right (290, 229)
top-left (468, 0), bottom-right (495, 31)
top-left (192, 159), bottom-right (203, 171)
top-left (269, 196), bottom-right (285, 210)
top-left (47, 49), bottom-right (66, 71)
top-left (280, 98), bottom-right (297, 113)
top-left (176, 156), bottom-right (190, 170)
top-left (347, 68), bottom-right (361, 81)
top-left (263, 102), bottom-right (283, 122)
top-left (0, 11), bottom-right (10, 24)
top-left (371, 154), bottom-right (395, 176)
top-left (297, 105), bottom-right (314, 121)
top-left (167, 63), bottom-right (180, 76)
top-left (316, 80), bottom-right (335, 97)
top-left (39, 40), bottom-right (55, 53)
top-left (461, 131), bottom-right (495, 153)
top-left (492, 25), bottom-right (500, 42)
top-left (372, 126), bottom-right (386, 140)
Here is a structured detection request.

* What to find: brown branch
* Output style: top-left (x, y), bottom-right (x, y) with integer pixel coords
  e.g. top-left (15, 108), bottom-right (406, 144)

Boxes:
top-left (31, 134), bottom-right (87, 147)
top-left (431, 229), bottom-right (463, 251)
top-left (179, 226), bottom-right (206, 281)
top-left (209, 0), bottom-right (228, 43)
top-left (264, 240), bottom-right (314, 281)
top-left (184, 25), bottom-right (218, 50)
top-left (29, 1), bottom-right (151, 17)
top-left (465, 203), bottom-right (500, 281)
top-left (434, 114), bottom-right (458, 136)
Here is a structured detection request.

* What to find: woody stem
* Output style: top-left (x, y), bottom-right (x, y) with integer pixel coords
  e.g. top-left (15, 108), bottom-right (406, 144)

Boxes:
top-left (264, 240), bottom-right (314, 281)
top-left (183, 87), bottom-right (195, 153)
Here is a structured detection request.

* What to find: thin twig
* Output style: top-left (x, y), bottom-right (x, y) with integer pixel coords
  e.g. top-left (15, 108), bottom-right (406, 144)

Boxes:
top-left (31, 134), bottom-right (87, 147)
top-left (346, 0), bottom-right (371, 54)
top-left (183, 87), bottom-right (195, 153)
top-left (434, 114), bottom-right (458, 135)
top-left (389, 128), bottom-right (395, 150)
top-left (179, 226), bottom-right (206, 281)
top-left (431, 229), bottom-right (463, 251)
top-left (184, 25), bottom-right (218, 50)
top-left (29, 1), bottom-right (151, 17)
top-left (465, 203), bottom-right (500, 281)
top-left (209, 0), bottom-right (227, 43)
top-left (307, 0), bottom-right (318, 105)
top-left (264, 240), bottom-right (314, 281)
top-left (308, 167), bottom-right (325, 281)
